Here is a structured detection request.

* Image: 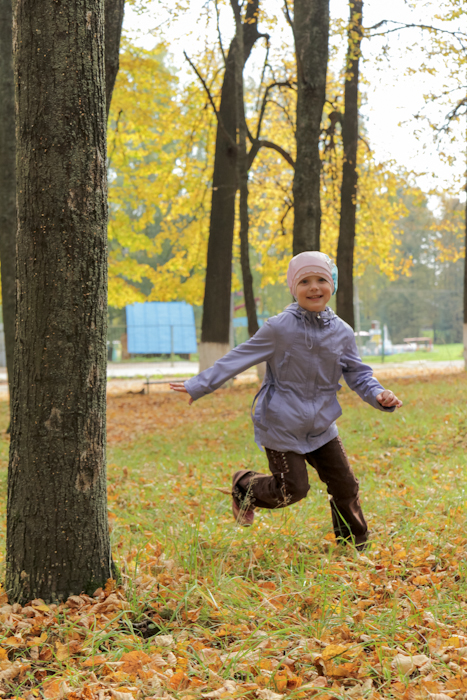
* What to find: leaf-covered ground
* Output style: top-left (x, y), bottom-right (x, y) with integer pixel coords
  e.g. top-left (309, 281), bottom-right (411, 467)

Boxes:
top-left (0, 373), bottom-right (466, 700)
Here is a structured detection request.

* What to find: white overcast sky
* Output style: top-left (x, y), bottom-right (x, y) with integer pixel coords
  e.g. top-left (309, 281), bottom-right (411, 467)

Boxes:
top-left (123, 0), bottom-right (466, 199)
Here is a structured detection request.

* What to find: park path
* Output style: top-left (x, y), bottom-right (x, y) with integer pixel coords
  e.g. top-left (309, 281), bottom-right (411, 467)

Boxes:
top-left (0, 358), bottom-right (461, 399)
top-left (107, 358), bottom-right (464, 395)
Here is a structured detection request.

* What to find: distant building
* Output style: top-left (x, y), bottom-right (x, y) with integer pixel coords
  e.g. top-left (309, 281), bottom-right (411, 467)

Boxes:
top-left (126, 302), bottom-right (197, 357)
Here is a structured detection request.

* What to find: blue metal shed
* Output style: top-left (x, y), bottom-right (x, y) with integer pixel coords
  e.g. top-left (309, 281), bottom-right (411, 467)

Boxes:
top-left (126, 302), bottom-right (197, 355)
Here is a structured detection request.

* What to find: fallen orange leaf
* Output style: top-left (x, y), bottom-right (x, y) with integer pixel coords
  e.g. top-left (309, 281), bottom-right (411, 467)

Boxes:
top-left (322, 644), bottom-right (349, 660)
top-left (186, 607), bottom-right (201, 622)
top-left (273, 671), bottom-right (288, 692)
top-left (257, 581), bottom-right (276, 591)
top-left (83, 655), bottom-right (108, 667)
top-left (43, 679), bottom-right (66, 700)
top-left (168, 668), bottom-right (189, 690)
top-left (105, 578), bottom-right (117, 596)
top-left (326, 661), bottom-right (359, 678)
top-left (5, 636), bottom-right (24, 648)
top-left (55, 641), bottom-right (69, 661)
top-left (287, 674), bottom-right (302, 690)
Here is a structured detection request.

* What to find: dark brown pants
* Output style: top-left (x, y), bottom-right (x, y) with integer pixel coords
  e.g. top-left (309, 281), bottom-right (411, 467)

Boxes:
top-left (233, 436), bottom-right (368, 547)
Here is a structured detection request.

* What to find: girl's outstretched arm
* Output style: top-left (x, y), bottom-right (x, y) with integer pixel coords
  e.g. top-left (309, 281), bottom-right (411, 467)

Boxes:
top-left (341, 328), bottom-right (402, 412)
top-left (171, 319), bottom-right (276, 403)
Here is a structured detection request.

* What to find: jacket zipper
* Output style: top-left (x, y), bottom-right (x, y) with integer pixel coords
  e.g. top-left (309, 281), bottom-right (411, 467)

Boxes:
top-left (308, 312), bottom-right (321, 441)
top-left (305, 311), bottom-right (315, 436)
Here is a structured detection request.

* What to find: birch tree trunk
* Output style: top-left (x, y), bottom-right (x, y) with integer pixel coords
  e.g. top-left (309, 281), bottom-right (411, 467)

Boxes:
top-left (0, 0), bottom-right (17, 414)
top-left (336, 0), bottom-right (364, 328)
top-left (6, 0), bottom-right (111, 603)
top-left (292, 0), bottom-right (330, 255)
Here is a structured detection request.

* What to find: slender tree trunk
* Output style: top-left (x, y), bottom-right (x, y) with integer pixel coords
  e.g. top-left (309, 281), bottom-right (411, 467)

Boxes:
top-left (291, 0), bottom-right (330, 255)
top-left (336, 0), bottom-right (363, 328)
top-left (239, 190), bottom-right (259, 338)
top-left (464, 161), bottom-right (467, 369)
top-left (105, 0), bottom-right (125, 121)
top-left (7, 0), bottom-right (111, 604)
top-left (0, 0), bottom-right (16, 415)
top-left (230, 1), bottom-right (259, 340)
top-left (199, 1), bottom-right (260, 371)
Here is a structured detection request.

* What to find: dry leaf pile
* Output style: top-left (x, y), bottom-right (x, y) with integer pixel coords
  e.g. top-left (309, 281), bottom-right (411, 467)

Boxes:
top-left (2, 541), bottom-right (467, 700)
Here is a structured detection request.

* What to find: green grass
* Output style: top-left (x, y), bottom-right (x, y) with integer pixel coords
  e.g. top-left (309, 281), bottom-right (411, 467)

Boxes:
top-left (0, 374), bottom-right (466, 697)
top-left (362, 342), bottom-right (463, 364)
top-left (102, 375), bottom-right (467, 696)
top-left (105, 373), bottom-right (467, 568)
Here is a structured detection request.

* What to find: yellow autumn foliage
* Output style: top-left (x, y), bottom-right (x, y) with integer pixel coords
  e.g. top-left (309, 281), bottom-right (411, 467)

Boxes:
top-left (242, 61), bottom-right (415, 287)
top-left (107, 39), bottom-right (218, 307)
top-left (107, 33), bottom-right (419, 309)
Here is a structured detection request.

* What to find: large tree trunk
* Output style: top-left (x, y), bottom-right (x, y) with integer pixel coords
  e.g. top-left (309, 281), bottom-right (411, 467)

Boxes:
top-left (6, 0), bottom-right (111, 604)
top-left (105, 0), bottom-right (125, 120)
top-left (199, 1), bottom-right (260, 371)
top-left (336, 0), bottom-right (363, 328)
top-left (0, 0), bottom-right (124, 428)
top-left (291, 0), bottom-right (330, 255)
top-left (0, 0), bottom-right (17, 415)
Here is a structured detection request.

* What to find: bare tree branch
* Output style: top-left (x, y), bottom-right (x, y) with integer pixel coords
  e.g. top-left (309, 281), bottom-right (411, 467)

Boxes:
top-left (366, 20), bottom-right (467, 46)
top-left (183, 50), bottom-right (237, 152)
top-left (214, 0), bottom-right (227, 66)
top-left (283, 0), bottom-right (294, 32)
top-left (247, 138), bottom-right (295, 169)
top-left (405, 91), bottom-right (466, 136)
top-left (280, 201), bottom-right (294, 235)
top-left (267, 97), bottom-right (296, 132)
top-left (255, 35), bottom-right (271, 114)
top-left (260, 140), bottom-right (295, 167)
top-left (322, 109), bottom-right (343, 152)
top-left (255, 80), bottom-right (295, 140)
top-left (358, 134), bottom-right (372, 152)
top-left (445, 96), bottom-right (467, 123)
top-left (284, 0), bottom-right (305, 84)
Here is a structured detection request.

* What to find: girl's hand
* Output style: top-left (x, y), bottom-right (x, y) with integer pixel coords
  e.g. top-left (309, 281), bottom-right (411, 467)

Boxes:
top-left (376, 390), bottom-right (403, 409)
top-left (169, 382), bottom-right (193, 405)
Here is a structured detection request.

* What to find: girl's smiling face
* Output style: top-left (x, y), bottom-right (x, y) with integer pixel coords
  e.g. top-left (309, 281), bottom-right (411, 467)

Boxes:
top-left (295, 274), bottom-right (332, 312)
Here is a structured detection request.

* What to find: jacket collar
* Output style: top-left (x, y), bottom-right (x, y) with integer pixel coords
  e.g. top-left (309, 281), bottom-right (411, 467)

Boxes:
top-left (284, 302), bottom-right (336, 326)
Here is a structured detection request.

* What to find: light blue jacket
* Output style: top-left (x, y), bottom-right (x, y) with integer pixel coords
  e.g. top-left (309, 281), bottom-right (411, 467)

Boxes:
top-left (185, 303), bottom-right (393, 454)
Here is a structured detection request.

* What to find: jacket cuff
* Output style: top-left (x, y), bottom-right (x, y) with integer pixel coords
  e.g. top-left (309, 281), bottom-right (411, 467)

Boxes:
top-left (371, 389), bottom-right (395, 412)
top-left (183, 377), bottom-right (205, 402)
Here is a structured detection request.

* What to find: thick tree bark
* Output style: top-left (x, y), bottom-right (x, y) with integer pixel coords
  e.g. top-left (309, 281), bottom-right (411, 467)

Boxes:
top-left (199, 0), bottom-right (261, 370)
top-left (7, 0), bottom-right (111, 603)
top-left (0, 0), bottom-right (17, 413)
top-left (291, 0), bottom-right (330, 255)
top-left (0, 0), bottom-right (124, 426)
top-left (336, 0), bottom-right (363, 328)
top-left (105, 0), bottom-right (125, 120)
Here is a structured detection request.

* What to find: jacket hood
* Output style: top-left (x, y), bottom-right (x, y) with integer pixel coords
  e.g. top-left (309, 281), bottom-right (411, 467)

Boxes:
top-left (284, 302), bottom-right (336, 326)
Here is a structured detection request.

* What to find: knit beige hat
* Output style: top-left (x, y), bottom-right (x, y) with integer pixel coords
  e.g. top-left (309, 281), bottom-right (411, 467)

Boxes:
top-left (287, 251), bottom-right (337, 297)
